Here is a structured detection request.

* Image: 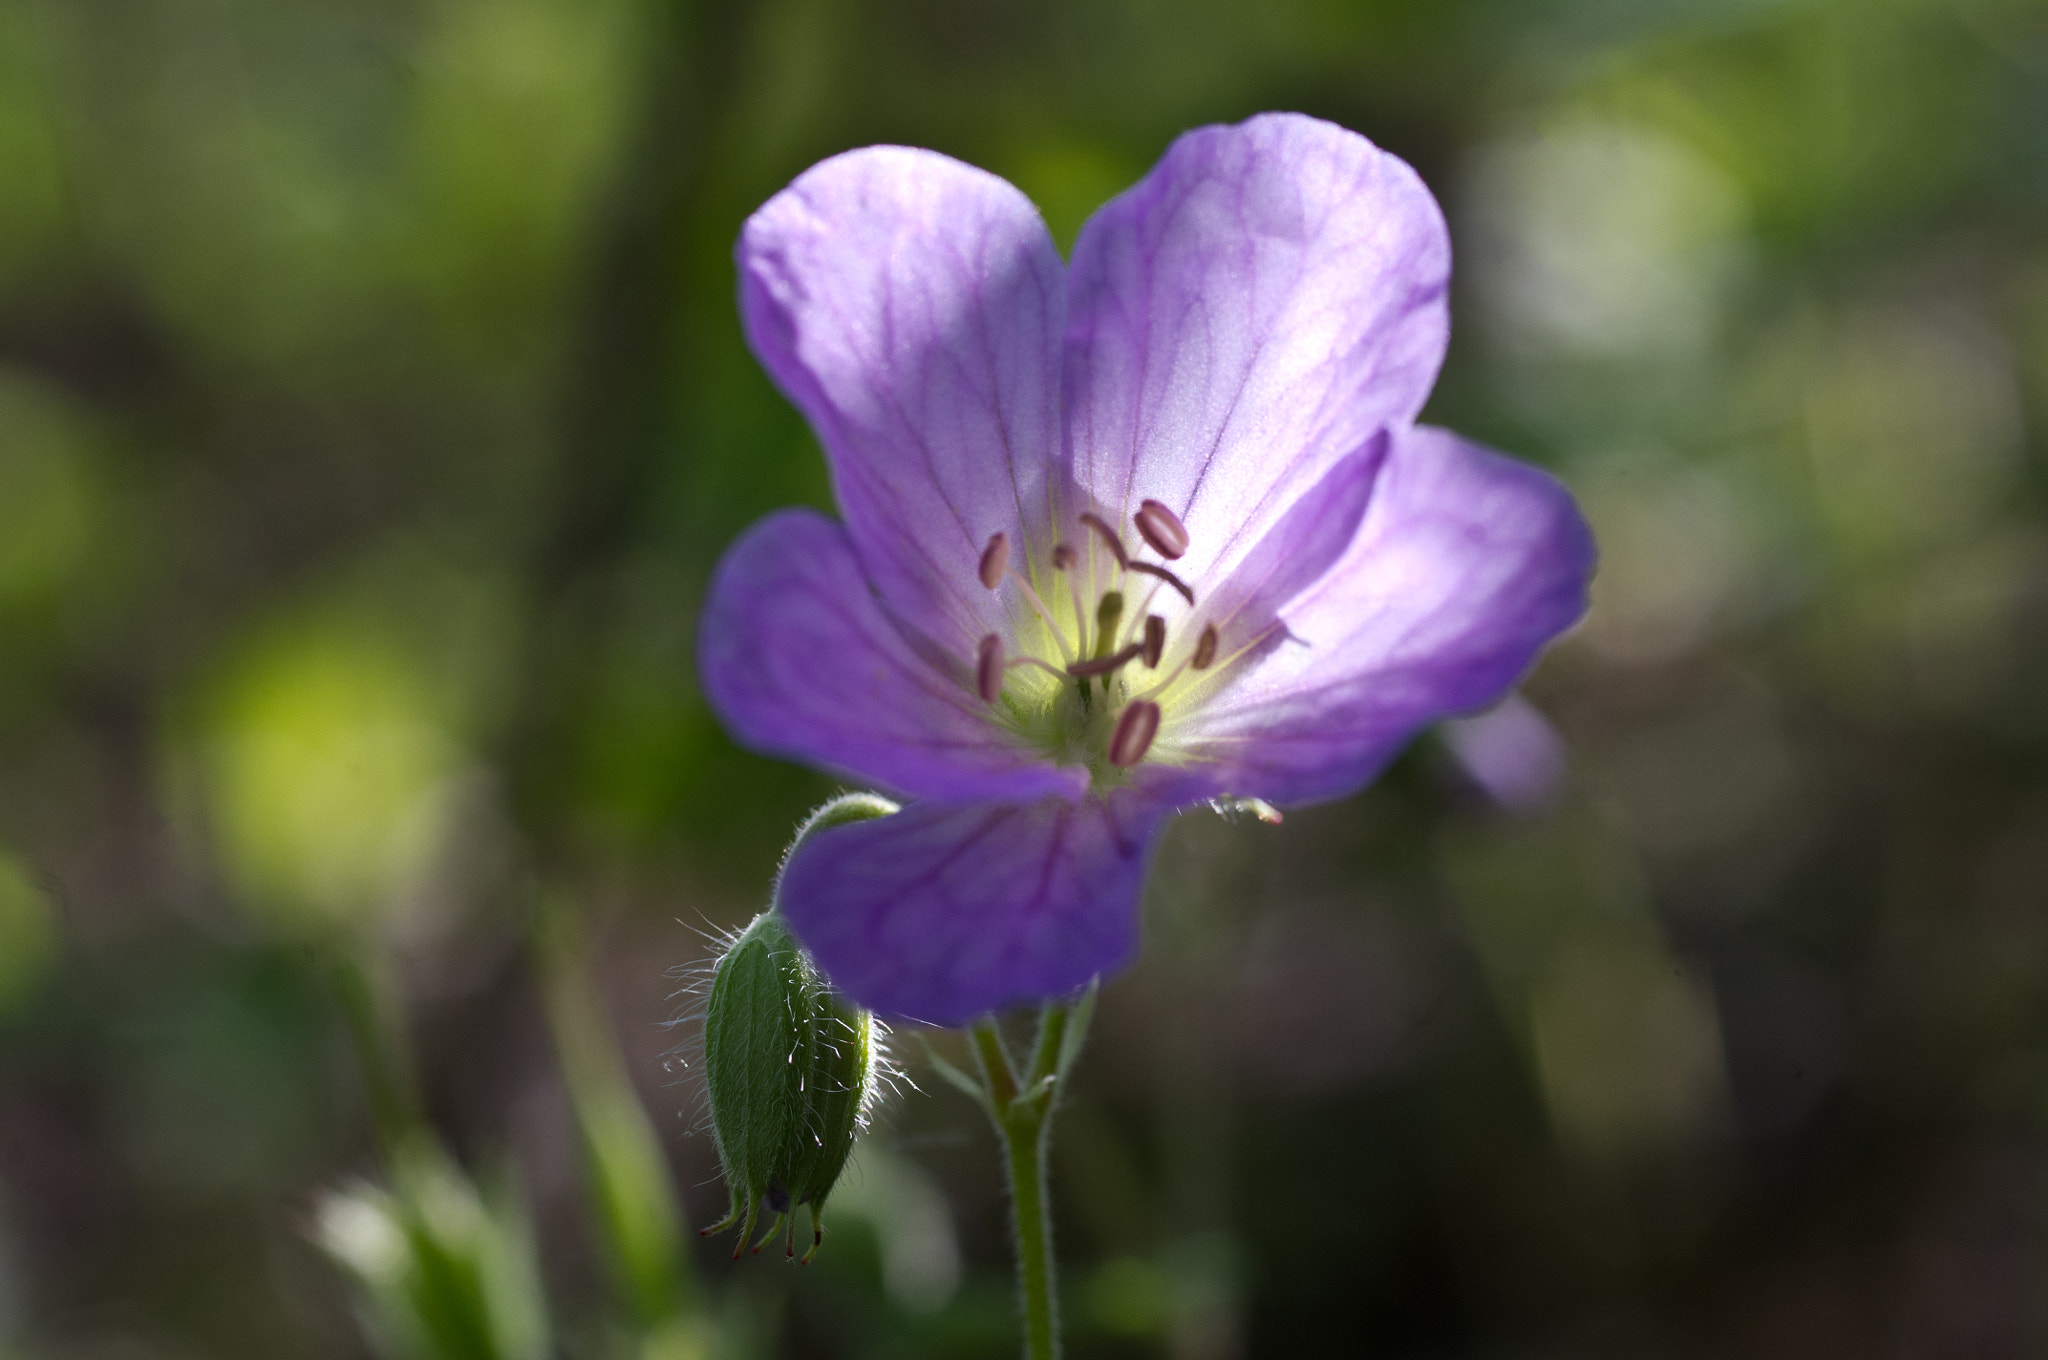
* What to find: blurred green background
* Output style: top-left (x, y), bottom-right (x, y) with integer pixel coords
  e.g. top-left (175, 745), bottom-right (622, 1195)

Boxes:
top-left (2, 0), bottom-right (2047, 1355)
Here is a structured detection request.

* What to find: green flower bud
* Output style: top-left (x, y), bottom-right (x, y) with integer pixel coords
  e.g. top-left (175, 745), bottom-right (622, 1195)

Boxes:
top-left (699, 795), bottom-right (894, 1262)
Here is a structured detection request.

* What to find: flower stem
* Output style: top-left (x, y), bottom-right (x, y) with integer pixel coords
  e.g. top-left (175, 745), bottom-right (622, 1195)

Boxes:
top-left (1002, 1100), bottom-right (1058, 1360)
top-left (971, 996), bottom-right (1091, 1360)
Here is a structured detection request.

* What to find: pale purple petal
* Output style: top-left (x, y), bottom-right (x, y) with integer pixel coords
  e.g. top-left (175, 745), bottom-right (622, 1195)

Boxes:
top-left (1169, 426), bottom-right (1594, 805)
top-left (1165, 433), bottom-right (1385, 674)
top-left (1442, 692), bottom-right (1570, 813)
top-left (739, 146), bottom-right (1066, 656)
top-left (1062, 112), bottom-right (1448, 594)
top-left (776, 793), bottom-right (1169, 1024)
top-left (699, 509), bottom-right (1087, 803)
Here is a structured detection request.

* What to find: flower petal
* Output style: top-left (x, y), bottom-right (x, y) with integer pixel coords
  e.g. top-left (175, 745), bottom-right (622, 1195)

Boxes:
top-left (1171, 426), bottom-right (1595, 805)
top-left (1168, 433), bottom-right (1385, 672)
top-left (739, 147), bottom-right (1067, 655)
top-left (776, 793), bottom-right (1169, 1024)
top-left (699, 509), bottom-right (1086, 802)
top-left (1062, 112), bottom-right (1449, 592)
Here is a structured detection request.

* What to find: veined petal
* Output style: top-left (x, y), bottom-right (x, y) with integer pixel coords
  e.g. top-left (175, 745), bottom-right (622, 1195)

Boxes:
top-left (776, 793), bottom-right (1169, 1025)
top-left (1171, 426), bottom-right (1594, 805)
top-left (699, 509), bottom-right (1086, 803)
top-left (739, 147), bottom-right (1066, 655)
top-left (1062, 112), bottom-right (1448, 592)
top-left (1165, 435), bottom-right (1385, 679)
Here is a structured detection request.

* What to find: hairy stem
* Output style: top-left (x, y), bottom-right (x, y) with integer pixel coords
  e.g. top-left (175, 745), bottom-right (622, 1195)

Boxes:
top-left (1003, 1099), bottom-right (1058, 1360)
top-left (972, 999), bottom-right (1089, 1360)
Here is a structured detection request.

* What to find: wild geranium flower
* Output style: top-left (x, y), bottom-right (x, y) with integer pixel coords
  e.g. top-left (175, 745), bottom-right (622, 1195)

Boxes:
top-left (700, 113), bottom-right (1594, 1025)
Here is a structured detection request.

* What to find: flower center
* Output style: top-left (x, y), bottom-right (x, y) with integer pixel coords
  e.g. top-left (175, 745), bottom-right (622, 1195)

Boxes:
top-left (970, 499), bottom-right (1219, 778)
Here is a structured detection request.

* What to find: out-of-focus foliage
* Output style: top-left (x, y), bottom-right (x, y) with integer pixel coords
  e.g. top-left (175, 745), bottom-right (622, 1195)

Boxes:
top-left (315, 1139), bottom-right (550, 1360)
top-left (1, 0), bottom-right (2046, 1356)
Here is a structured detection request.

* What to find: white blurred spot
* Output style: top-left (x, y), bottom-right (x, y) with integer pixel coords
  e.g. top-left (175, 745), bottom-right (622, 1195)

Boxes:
top-left (1466, 117), bottom-right (1751, 360)
top-left (314, 1184), bottom-right (407, 1283)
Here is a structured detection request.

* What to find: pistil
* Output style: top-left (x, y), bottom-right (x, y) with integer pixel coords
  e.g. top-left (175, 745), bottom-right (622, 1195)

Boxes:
top-left (1092, 592), bottom-right (1125, 658)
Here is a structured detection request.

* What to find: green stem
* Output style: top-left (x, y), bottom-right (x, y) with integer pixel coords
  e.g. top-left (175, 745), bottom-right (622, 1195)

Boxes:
top-left (329, 946), bottom-right (422, 1162)
top-left (972, 1000), bottom-right (1088, 1360)
top-left (1002, 1100), bottom-right (1057, 1360)
top-left (533, 900), bottom-right (696, 1326)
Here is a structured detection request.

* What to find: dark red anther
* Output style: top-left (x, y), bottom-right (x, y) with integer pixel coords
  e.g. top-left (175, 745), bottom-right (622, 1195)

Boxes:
top-left (1192, 623), bottom-right (1219, 670)
top-left (1077, 513), bottom-right (1129, 569)
top-left (978, 533), bottom-right (1009, 590)
top-left (1134, 499), bottom-right (1190, 560)
top-left (1109, 700), bottom-right (1161, 768)
top-left (1051, 543), bottom-right (1077, 571)
top-left (1142, 615), bottom-right (1165, 668)
top-left (976, 634), bottom-right (1004, 703)
top-left (1127, 560), bottom-right (1194, 605)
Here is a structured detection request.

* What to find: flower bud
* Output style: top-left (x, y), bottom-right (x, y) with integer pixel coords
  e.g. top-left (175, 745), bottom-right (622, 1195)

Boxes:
top-left (700, 795), bottom-right (895, 1261)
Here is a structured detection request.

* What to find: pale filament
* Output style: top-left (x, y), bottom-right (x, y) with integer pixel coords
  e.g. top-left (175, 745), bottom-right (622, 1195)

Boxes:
top-left (1002, 564), bottom-right (1076, 664)
top-left (1059, 555), bottom-right (1091, 655)
top-left (1118, 574), bottom-right (1167, 651)
top-left (1004, 655), bottom-right (1067, 681)
top-left (1127, 655), bottom-right (1190, 704)
top-left (1129, 623), bottom-right (1220, 704)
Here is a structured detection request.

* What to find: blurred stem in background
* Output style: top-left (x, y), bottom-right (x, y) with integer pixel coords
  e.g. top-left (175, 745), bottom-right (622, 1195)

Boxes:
top-left (320, 0), bottom-right (749, 1351)
top-left (320, 940), bottom-right (555, 1360)
top-left (965, 994), bottom-right (1095, 1360)
top-left (534, 896), bottom-right (706, 1360)
top-left (318, 902), bottom-right (712, 1360)
top-left (331, 947), bottom-right (428, 1165)
top-left (498, 0), bottom-right (752, 839)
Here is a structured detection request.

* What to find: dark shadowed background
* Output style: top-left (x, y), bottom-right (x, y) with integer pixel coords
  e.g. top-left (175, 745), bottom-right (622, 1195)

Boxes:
top-left (1, 0), bottom-right (2047, 1355)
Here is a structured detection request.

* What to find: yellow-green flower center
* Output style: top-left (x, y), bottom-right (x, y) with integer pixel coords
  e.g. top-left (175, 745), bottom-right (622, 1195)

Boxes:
top-left (969, 501), bottom-right (1219, 785)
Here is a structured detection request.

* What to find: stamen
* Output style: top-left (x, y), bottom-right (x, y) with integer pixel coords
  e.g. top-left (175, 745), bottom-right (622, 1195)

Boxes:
top-left (976, 634), bottom-right (1004, 703)
top-left (1067, 643), bottom-right (1144, 678)
top-left (1054, 543), bottom-right (1089, 653)
top-left (1128, 560), bottom-right (1194, 605)
top-left (1193, 623), bottom-right (1219, 670)
top-left (1078, 513), bottom-right (1129, 570)
top-left (1134, 499), bottom-right (1190, 560)
top-left (1128, 656), bottom-right (1189, 703)
top-left (1001, 566), bottom-right (1077, 664)
top-left (1142, 615), bottom-right (1166, 668)
top-left (1005, 655), bottom-right (1067, 681)
top-left (1116, 575), bottom-right (1168, 651)
top-left (1108, 700), bottom-right (1161, 768)
top-left (978, 533), bottom-right (1009, 590)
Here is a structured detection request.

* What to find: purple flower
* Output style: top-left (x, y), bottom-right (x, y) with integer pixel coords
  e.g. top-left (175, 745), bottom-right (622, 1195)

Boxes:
top-left (700, 113), bottom-right (1595, 1025)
